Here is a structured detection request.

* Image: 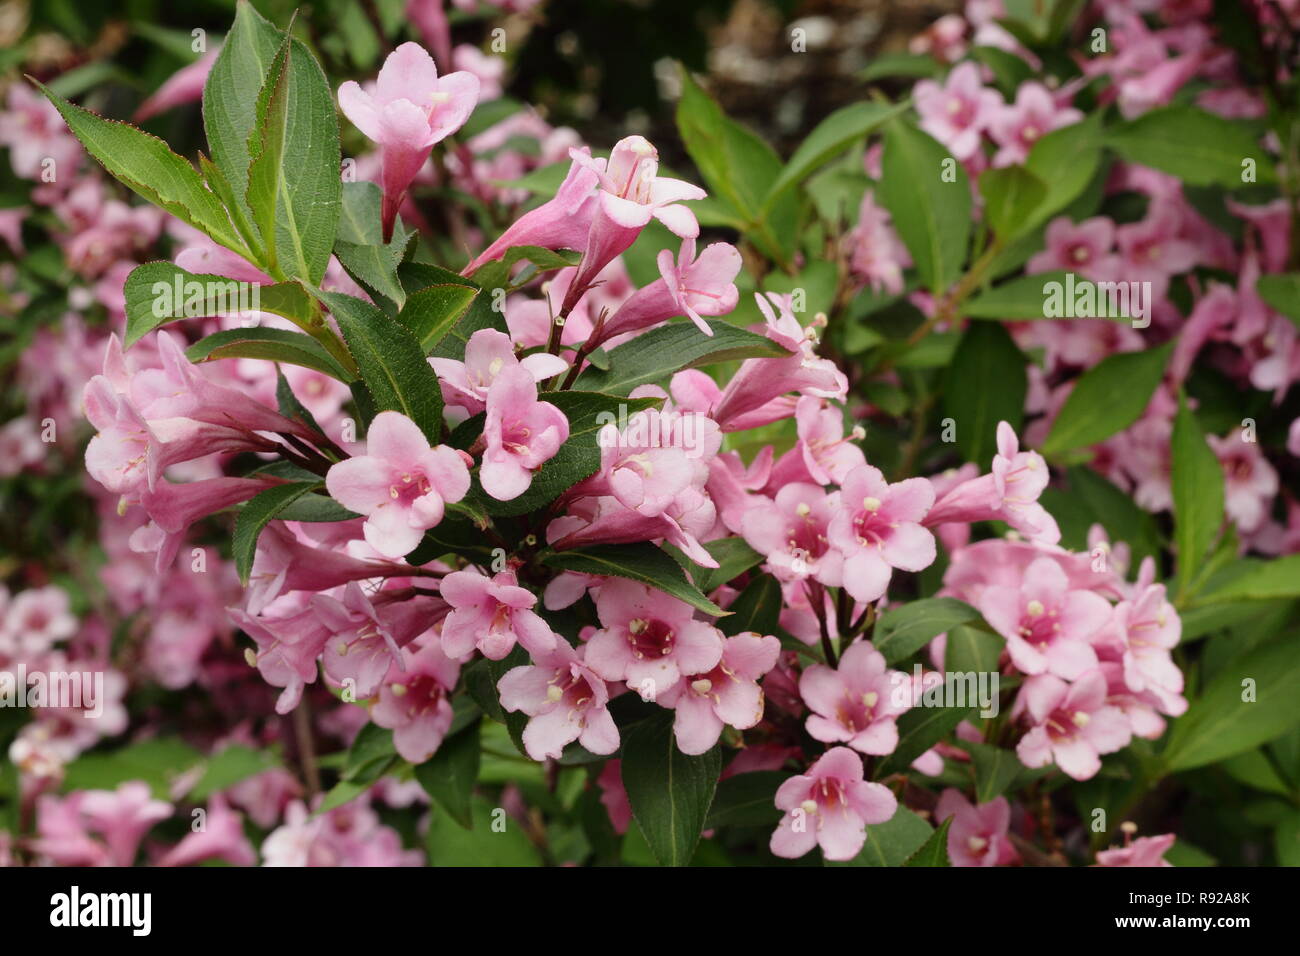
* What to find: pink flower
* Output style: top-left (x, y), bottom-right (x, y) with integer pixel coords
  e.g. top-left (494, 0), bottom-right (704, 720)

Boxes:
top-left (1094, 832), bottom-right (1175, 867)
top-left (934, 789), bottom-right (1018, 867)
top-left (76, 782), bottom-right (173, 866)
top-left (741, 482), bottom-right (844, 587)
top-left (769, 747), bottom-right (897, 861)
top-left (766, 396), bottom-right (866, 487)
top-left (497, 641), bottom-right (619, 761)
top-left (799, 641), bottom-right (912, 755)
top-left (314, 584), bottom-right (439, 700)
top-left (596, 238), bottom-right (741, 342)
top-left (597, 759), bottom-right (632, 834)
top-left (439, 568), bottom-right (558, 660)
top-left (338, 43), bottom-right (480, 240)
top-left (229, 597), bottom-right (333, 714)
top-left (1115, 203), bottom-right (1199, 291)
top-left (914, 62), bottom-right (1003, 160)
top-left (429, 328), bottom-right (567, 415)
top-left (584, 578), bottom-right (724, 695)
top-left (479, 366), bottom-right (569, 500)
top-left (1208, 429), bottom-right (1279, 533)
top-left (1015, 670), bottom-right (1132, 781)
top-left (658, 632), bottom-right (781, 754)
top-left (846, 190), bottom-right (911, 295)
top-left (1102, 559), bottom-right (1185, 716)
top-left (2, 585), bottom-right (76, 656)
top-left (157, 794), bottom-right (257, 867)
top-left (979, 555), bottom-right (1112, 679)
top-left (370, 632), bottom-right (461, 763)
top-left (562, 136), bottom-right (706, 313)
top-left (988, 82), bottom-right (1082, 166)
top-left (546, 491), bottom-right (718, 568)
top-left (1027, 216), bottom-right (1121, 281)
top-left (575, 405), bottom-right (719, 518)
top-left (925, 421), bottom-right (1060, 543)
top-left (828, 464), bottom-right (936, 603)
top-left (463, 152), bottom-right (601, 274)
top-left (325, 410), bottom-right (472, 558)
top-left (134, 47), bottom-right (219, 122)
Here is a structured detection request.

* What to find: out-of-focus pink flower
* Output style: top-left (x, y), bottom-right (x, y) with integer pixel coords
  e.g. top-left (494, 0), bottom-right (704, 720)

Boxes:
top-left (1208, 428), bottom-right (1279, 533)
top-left (134, 48), bottom-right (219, 121)
top-left (846, 190), bottom-right (911, 295)
top-left (1094, 832), bottom-right (1175, 867)
top-left (769, 747), bottom-right (897, 861)
top-left (157, 794), bottom-right (257, 867)
top-left (1027, 216), bottom-right (1121, 281)
top-left (914, 62), bottom-right (1003, 160)
top-left (988, 82), bottom-right (1082, 166)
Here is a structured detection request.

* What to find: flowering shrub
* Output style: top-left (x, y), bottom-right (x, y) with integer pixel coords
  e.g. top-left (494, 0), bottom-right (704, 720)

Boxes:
top-left (1, 0), bottom-right (1299, 870)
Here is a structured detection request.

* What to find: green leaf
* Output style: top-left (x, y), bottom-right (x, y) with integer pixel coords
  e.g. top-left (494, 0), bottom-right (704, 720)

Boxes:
top-left (333, 181), bottom-right (410, 307)
top-left (274, 493), bottom-right (358, 523)
top-left (232, 481), bottom-right (319, 584)
top-left (944, 624), bottom-right (1004, 675)
top-left (678, 538), bottom-right (764, 595)
top-left (878, 119), bottom-right (971, 296)
top-left (319, 290), bottom-right (445, 443)
top-left (719, 574), bottom-right (783, 637)
top-left (704, 771), bottom-right (787, 828)
top-left (1255, 274), bottom-right (1300, 333)
top-left (188, 745), bottom-right (282, 801)
top-left (1066, 465), bottom-right (1163, 571)
top-left (203, 0), bottom-right (283, 241)
top-left (400, 262), bottom-right (508, 360)
top-left (675, 68), bottom-right (795, 265)
top-left (620, 711), bottom-right (722, 867)
top-left (979, 165), bottom-right (1047, 241)
top-left (244, 30), bottom-right (341, 283)
top-left (425, 796), bottom-right (542, 866)
top-left (1106, 106), bottom-right (1274, 188)
top-left (541, 543), bottom-right (726, 617)
top-left (1023, 113), bottom-right (1103, 231)
top-left (62, 738), bottom-right (203, 801)
top-left (398, 282), bottom-right (479, 354)
top-left (875, 702), bottom-right (974, 777)
top-left (904, 817), bottom-right (952, 866)
top-left (414, 719), bottom-right (481, 830)
top-left (1163, 635), bottom-right (1300, 771)
top-left (1193, 555), bottom-right (1300, 604)
top-left (1042, 344), bottom-right (1171, 455)
top-left (1171, 391), bottom-right (1225, 597)
top-left (828, 806), bottom-right (933, 867)
top-left (860, 52), bottom-right (943, 83)
top-left (574, 319), bottom-right (788, 395)
top-left (943, 321), bottom-right (1026, 466)
top-left (185, 326), bottom-right (352, 380)
top-left (122, 261), bottom-right (313, 347)
top-left (767, 100), bottom-right (903, 201)
top-left (963, 271), bottom-right (1059, 320)
top-left (964, 741), bottom-right (1023, 803)
top-left (873, 598), bottom-right (982, 666)
top-left (31, 80), bottom-right (245, 255)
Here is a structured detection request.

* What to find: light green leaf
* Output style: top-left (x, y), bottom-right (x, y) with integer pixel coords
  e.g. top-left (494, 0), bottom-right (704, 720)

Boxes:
top-left (185, 326), bottom-right (352, 380)
top-left (1171, 391), bottom-right (1225, 597)
top-left (873, 597), bottom-right (982, 666)
top-left (233, 481), bottom-right (319, 584)
top-left (878, 119), bottom-right (971, 296)
top-left (1106, 106), bottom-right (1274, 188)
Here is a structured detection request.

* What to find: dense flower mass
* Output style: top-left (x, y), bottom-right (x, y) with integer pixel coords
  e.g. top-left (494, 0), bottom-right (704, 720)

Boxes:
top-left (1, 0), bottom-right (1298, 872)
